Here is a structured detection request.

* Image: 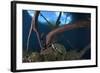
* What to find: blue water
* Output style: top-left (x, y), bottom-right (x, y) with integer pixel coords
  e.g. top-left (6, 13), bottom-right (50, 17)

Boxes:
top-left (22, 10), bottom-right (91, 59)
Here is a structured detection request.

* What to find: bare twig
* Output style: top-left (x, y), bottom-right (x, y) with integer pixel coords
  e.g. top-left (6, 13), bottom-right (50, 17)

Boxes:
top-left (56, 12), bottom-right (62, 26)
top-left (79, 44), bottom-right (90, 57)
top-left (40, 13), bottom-right (53, 25)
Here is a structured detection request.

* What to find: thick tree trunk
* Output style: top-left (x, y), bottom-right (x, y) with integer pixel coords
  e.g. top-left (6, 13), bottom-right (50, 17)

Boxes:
top-left (46, 20), bottom-right (90, 48)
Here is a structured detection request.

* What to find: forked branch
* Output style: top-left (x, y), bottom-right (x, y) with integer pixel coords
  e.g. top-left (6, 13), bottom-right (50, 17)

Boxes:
top-left (26, 11), bottom-right (43, 51)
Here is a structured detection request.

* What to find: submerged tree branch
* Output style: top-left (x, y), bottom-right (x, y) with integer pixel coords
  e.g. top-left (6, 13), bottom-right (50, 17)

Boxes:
top-left (46, 20), bottom-right (90, 48)
top-left (26, 11), bottom-right (43, 51)
top-left (33, 11), bottom-right (44, 51)
top-left (56, 12), bottom-right (62, 26)
top-left (79, 44), bottom-right (90, 58)
top-left (40, 13), bottom-right (53, 25)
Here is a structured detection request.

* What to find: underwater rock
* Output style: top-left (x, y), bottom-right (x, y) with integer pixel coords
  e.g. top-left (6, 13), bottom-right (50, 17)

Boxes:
top-left (28, 52), bottom-right (41, 62)
top-left (64, 44), bottom-right (90, 60)
top-left (53, 43), bottom-right (66, 55)
top-left (64, 50), bottom-right (80, 60)
top-left (23, 52), bottom-right (41, 62)
top-left (40, 43), bottom-right (66, 61)
top-left (40, 46), bottom-right (57, 61)
top-left (23, 44), bottom-right (90, 62)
